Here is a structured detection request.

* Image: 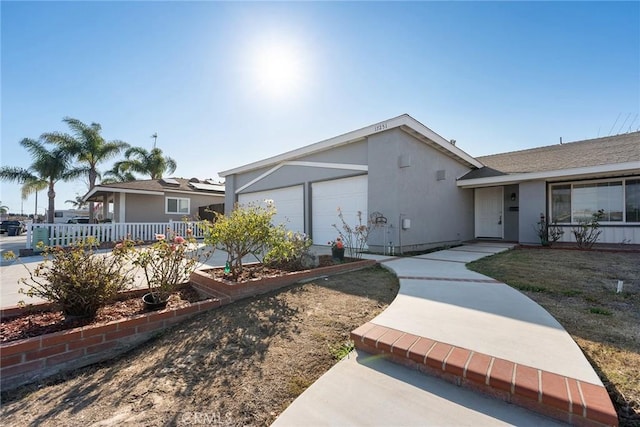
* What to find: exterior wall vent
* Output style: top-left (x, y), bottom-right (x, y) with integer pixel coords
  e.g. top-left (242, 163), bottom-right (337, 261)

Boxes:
top-left (436, 170), bottom-right (446, 181)
top-left (399, 155), bottom-right (412, 168)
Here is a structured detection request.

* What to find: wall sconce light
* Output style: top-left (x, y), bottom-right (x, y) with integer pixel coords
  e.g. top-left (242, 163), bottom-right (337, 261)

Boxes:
top-left (510, 193), bottom-right (517, 201)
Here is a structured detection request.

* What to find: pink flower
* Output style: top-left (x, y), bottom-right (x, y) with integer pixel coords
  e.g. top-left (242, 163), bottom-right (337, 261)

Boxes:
top-left (174, 235), bottom-right (185, 244)
top-left (155, 234), bottom-right (166, 241)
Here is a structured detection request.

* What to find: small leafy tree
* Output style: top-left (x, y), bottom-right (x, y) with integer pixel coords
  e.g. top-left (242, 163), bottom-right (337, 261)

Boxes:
top-left (572, 209), bottom-right (604, 249)
top-left (204, 203), bottom-right (278, 280)
top-left (332, 208), bottom-right (372, 260)
top-left (18, 238), bottom-right (136, 318)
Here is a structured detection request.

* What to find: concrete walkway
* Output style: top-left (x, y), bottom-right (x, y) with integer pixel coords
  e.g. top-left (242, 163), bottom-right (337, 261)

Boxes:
top-left (273, 243), bottom-right (617, 426)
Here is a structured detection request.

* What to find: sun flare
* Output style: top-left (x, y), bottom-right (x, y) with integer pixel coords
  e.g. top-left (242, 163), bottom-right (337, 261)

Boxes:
top-left (252, 41), bottom-right (305, 99)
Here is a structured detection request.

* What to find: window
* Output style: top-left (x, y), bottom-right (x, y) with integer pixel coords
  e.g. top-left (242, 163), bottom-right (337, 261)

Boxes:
top-left (551, 185), bottom-right (571, 223)
top-left (626, 179), bottom-right (640, 222)
top-left (550, 177), bottom-right (639, 223)
top-left (572, 182), bottom-right (622, 222)
top-left (166, 197), bottom-right (190, 214)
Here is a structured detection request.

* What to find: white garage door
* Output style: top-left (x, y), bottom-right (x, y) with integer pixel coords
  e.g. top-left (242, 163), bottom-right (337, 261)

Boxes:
top-left (312, 175), bottom-right (368, 246)
top-left (238, 185), bottom-right (304, 233)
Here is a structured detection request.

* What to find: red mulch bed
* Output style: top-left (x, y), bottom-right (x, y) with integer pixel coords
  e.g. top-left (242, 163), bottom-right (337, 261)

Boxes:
top-left (0, 286), bottom-right (203, 344)
top-left (207, 255), bottom-right (353, 282)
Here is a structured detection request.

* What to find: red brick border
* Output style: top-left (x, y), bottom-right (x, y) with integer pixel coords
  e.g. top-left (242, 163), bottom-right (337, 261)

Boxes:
top-left (1, 260), bottom-right (379, 391)
top-left (190, 259), bottom-right (377, 303)
top-left (0, 298), bottom-right (222, 390)
top-left (351, 322), bottom-right (618, 427)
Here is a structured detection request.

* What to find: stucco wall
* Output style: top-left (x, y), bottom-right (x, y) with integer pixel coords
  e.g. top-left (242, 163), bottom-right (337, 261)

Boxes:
top-left (367, 128), bottom-right (474, 252)
top-left (225, 128), bottom-right (475, 252)
top-left (518, 181), bottom-right (546, 244)
top-left (233, 140), bottom-right (368, 193)
top-left (124, 192), bottom-right (224, 223)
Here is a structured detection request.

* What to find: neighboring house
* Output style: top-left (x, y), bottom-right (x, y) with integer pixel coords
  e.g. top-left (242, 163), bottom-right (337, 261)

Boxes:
top-left (220, 114), bottom-right (640, 249)
top-left (83, 178), bottom-right (225, 223)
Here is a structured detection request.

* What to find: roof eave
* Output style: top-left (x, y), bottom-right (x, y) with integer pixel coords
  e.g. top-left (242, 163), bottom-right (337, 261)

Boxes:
top-left (456, 161), bottom-right (640, 188)
top-left (219, 114), bottom-right (482, 177)
top-left (83, 186), bottom-right (164, 202)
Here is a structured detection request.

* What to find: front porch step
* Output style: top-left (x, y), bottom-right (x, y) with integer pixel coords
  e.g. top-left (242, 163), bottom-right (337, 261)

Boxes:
top-left (350, 322), bottom-right (618, 427)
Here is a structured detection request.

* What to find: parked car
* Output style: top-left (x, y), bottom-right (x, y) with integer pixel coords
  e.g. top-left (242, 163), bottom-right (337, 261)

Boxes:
top-left (0, 220), bottom-right (25, 235)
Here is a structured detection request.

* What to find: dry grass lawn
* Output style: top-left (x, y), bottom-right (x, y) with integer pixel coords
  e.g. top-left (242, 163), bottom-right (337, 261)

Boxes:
top-left (468, 247), bottom-right (639, 426)
top-left (0, 266), bottom-right (398, 426)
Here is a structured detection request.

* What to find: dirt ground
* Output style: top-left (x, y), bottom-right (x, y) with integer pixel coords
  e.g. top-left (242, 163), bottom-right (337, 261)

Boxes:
top-left (0, 266), bottom-right (398, 426)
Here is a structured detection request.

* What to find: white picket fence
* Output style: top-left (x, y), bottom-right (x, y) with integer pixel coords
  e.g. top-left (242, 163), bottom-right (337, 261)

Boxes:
top-left (26, 220), bottom-right (208, 249)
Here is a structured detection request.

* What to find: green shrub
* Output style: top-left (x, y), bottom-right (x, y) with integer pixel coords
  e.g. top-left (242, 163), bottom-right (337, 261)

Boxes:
top-left (204, 202), bottom-right (281, 280)
top-left (19, 238), bottom-right (136, 318)
top-left (129, 228), bottom-right (213, 303)
top-left (264, 230), bottom-right (313, 270)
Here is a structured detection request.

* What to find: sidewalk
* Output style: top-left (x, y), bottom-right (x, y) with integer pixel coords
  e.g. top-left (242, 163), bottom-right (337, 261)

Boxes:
top-left (273, 243), bottom-right (617, 426)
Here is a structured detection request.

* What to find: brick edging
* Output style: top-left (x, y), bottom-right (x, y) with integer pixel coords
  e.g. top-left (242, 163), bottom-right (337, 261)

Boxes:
top-left (1, 260), bottom-right (379, 391)
top-left (351, 322), bottom-right (618, 427)
top-left (0, 298), bottom-right (221, 391)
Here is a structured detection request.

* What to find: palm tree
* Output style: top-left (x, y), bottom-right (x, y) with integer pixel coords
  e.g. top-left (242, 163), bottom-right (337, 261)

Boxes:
top-left (21, 177), bottom-right (47, 222)
top-left (100, 161), bottom-right (137, 184)
top-left (118, 146), bottom-right (177, 180)
top-left (43, 117), bottom-right (129, 221)
top-left (0, 138), bottom-right (83, 224)
top-left (0, 202), bottom-right (9, 215)
top-left (65, 194), bottom-right (89, 209)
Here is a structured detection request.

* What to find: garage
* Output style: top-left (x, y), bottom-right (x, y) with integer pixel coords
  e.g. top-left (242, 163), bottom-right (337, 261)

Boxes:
top-left (238, 185), bottom-right (304, 234)
top-left (311, 175), bottom-right (368, 246)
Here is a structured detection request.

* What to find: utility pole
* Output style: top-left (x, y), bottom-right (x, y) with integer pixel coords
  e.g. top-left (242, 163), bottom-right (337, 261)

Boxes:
top-left (151, 133), bottom-right (158, 149)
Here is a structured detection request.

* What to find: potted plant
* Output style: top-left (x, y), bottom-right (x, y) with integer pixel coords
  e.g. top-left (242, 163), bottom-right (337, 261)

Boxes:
top-left (131, 229), bottom-right (213, 310)
top-left (329, 237), bottom-right (345, 262)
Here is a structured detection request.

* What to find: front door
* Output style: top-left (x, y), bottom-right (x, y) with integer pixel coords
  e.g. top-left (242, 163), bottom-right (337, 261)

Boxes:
top-left (475, 187), bottom-right (503, 238)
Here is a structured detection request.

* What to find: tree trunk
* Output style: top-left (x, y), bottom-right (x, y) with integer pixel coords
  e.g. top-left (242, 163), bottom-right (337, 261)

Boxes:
top-left (88, 169), bottom-right (97, 222)
top-left (47, 181), bottom-right (56, 224)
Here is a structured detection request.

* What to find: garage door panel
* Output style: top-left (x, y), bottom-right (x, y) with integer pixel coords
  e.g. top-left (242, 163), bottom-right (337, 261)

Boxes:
top-left (312, 176), bottom-right (368, 247)
top-left (238, 185), bottom-right (304, 233)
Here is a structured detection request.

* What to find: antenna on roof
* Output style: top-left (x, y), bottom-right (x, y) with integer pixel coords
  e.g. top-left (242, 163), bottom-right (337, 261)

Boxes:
top-left (627, 113), bottom-right (638, 133)
top-left (608, 113), bottom-right (621, 136)
top-left (618, 113), bottom-right (632, 135)
top-left (151, 132), bottom-right (158, 149)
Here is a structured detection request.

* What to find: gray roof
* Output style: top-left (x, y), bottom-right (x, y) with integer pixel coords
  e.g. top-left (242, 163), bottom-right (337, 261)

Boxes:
top-left (477, 131), bottom-right (640, 174)
top-left (84, 178), bottom-right (225, 202)
top-left (96, 178), bottom-right (224, 194)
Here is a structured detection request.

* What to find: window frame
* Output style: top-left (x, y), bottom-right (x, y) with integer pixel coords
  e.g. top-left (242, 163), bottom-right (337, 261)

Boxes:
top-left (549, 176), bottom-right (640, 224)
top-left (165, 197), bottom-right (190, 215)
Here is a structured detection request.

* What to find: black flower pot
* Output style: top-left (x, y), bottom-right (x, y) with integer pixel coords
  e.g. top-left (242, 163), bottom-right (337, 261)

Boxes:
top-left (142, 292), bottom-right (169, 311)
top-left (331, 247), bottom-right (345, 261)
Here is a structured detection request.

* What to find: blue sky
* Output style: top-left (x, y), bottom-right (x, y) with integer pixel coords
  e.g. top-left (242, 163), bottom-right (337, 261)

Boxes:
top-left (1, 1), bottom-right (639, 216)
